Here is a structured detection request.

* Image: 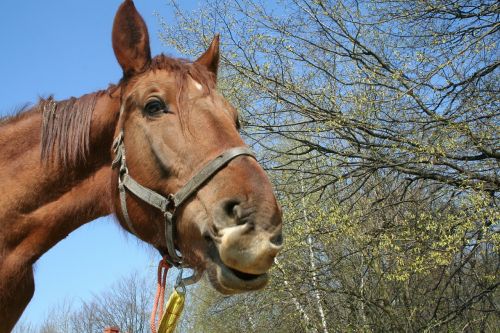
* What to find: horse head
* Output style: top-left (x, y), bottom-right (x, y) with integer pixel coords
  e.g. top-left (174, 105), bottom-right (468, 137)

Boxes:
top-left (111, 0), bottom-right (283, 294)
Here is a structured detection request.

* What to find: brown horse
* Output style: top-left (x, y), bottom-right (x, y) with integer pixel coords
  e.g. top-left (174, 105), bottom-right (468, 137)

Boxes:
top-left (0, 1), bottom-right (283, 331)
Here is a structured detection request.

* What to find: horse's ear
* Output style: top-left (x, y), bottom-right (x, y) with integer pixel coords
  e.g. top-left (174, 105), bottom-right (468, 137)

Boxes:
top-left (112, 0), bottom-right (151, 77)
top-left (195, 35), bottom-right (220, 78)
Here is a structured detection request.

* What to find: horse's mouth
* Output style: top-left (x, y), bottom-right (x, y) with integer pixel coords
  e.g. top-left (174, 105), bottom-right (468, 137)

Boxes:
top-left (206, 243), bottom-right (269, 294)
top-left (156, 242), bottom-right (269, 294)
top-left (211, 260), bottom-right (269, 294)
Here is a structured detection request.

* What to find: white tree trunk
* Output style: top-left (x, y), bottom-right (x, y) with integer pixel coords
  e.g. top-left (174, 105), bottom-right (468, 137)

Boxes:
top-left (301, 180), bottom-right (329, 333)
top-left (275, 258), bottom-right (317, 333)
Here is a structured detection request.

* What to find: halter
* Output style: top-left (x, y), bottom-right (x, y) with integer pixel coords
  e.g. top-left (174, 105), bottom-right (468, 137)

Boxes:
top-left (111, 120), bottom-right (255, 267)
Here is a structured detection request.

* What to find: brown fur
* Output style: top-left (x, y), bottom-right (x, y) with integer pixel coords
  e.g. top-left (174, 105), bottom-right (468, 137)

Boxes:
top-left (0, 90), bottom-right (119, 332)
top-left (125, 54), bottom-right (216, 130)
top-left (37, 54), bottom-right (215, 169)
top-left (0, 1), bottom-right (282, 331)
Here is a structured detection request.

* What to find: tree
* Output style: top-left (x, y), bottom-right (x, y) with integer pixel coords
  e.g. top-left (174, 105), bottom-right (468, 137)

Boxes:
top-left (159, 0), bottom-right (499, 331)
top-left (13, 272), bottom-right (155, 333)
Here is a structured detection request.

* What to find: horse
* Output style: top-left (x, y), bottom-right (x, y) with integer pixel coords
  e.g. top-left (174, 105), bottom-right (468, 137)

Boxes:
top-left (0, 1), bottom-right (283, 331)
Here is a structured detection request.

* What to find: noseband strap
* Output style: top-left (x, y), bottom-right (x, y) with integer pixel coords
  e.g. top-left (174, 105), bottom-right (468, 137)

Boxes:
top-left (112, 130), bottom-right (255, 266)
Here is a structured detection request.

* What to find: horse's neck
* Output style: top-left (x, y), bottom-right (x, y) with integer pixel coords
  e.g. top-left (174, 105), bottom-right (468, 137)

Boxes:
top-left (0, 91), bottom-right (120, 265)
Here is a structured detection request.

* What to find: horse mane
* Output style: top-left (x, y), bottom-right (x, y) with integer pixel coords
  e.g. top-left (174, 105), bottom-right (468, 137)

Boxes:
top-left (26, 55), bottom-right (214, 168)
top-left (40, 90), bottom-right (106, 167)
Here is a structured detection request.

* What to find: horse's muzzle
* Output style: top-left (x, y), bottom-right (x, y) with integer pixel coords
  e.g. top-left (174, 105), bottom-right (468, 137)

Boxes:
top-left (204, 200), bottom-right (283, 293)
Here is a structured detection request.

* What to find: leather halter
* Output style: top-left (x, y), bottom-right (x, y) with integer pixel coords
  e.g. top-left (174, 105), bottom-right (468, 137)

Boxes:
top-left (111, 127), bottom-right (255, 267)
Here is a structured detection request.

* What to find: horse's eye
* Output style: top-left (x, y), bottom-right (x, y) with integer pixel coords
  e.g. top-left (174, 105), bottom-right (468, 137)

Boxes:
top-left (144, 100), bottom-right (167, 116)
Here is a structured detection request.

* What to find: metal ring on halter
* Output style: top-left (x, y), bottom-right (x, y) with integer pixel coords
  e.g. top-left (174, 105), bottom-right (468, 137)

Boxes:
top-left (175, 268), bottom-right (186, 294)
top-left (181, 269), bottom-right (202, 287)
top-left (174, 268), bottom-right (203, 294)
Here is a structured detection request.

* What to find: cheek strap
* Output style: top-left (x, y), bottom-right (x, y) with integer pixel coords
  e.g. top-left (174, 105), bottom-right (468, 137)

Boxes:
top-left (112, 130), bottom-right (255, 266)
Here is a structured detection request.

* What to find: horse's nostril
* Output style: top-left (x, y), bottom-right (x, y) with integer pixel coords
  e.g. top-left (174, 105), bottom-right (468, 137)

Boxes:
top-left (223, 199), bottom-right (244, 222)
top-left (271, 232), bottom-right (283, 246)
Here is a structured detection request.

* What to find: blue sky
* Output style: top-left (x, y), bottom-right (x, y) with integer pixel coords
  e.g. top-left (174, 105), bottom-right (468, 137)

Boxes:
top-left (0, 0), bottom-right (199, 328)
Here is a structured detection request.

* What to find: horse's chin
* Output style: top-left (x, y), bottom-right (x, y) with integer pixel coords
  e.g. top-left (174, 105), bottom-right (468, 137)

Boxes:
top-left (205, 248), bottom-right (269, 294)
top-left (156, 243), bottom-right (268, 294)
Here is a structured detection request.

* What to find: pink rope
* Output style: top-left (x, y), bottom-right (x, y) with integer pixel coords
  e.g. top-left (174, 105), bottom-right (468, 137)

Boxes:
top-left (150, 258), bottom-right (170, 333)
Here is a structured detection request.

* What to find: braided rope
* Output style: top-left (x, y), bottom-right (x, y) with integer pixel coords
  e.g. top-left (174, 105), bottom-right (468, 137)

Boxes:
top-left (150, 259), bottom-right (170, 333)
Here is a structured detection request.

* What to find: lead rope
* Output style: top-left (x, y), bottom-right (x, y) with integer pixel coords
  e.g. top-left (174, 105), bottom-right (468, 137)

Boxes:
top-left (150, 259), bottom-right (170, 333)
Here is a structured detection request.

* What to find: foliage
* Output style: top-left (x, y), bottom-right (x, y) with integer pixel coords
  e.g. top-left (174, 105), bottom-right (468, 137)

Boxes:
top-left (159, 0), bottom-right (499, 331)
top-left (13, 272), bottom-right (154, 333)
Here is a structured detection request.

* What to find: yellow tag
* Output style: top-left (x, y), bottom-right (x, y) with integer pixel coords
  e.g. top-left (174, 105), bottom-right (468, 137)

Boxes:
top-left (158, 289), bottom-right (185, 333)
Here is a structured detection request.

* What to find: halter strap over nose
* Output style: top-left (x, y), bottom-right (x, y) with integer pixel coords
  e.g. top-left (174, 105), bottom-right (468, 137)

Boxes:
top-left (111, 130), bottom-right (255, 266)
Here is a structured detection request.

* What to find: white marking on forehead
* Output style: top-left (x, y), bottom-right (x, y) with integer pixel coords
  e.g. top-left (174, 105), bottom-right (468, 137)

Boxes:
top-left (193, 80), bottom-right (203, 91)
top-left (189, 75), bottom-right (203, 91)
top-left (189, 76), bottom-right (204, 91)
